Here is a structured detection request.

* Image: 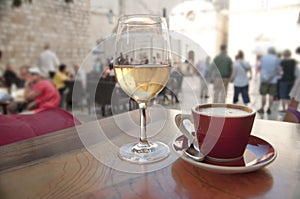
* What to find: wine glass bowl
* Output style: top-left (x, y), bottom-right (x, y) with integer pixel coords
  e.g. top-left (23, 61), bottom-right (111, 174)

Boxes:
top-left (114, 62), bottom-right (170, 104)
top-left (113, 15), bottom-right (172, 164)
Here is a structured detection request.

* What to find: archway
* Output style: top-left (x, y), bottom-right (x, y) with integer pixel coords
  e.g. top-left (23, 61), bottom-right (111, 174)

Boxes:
top-left (168, 0), bottom-right (219, 58)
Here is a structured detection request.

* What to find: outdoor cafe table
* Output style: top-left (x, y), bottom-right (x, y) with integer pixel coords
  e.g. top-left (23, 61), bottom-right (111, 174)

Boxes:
top-left (0, 109), bottom-right (299, 198)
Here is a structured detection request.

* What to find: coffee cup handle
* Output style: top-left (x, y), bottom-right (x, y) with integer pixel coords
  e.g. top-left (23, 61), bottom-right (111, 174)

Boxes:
top-left (175, 114), bottom-right (198, 148)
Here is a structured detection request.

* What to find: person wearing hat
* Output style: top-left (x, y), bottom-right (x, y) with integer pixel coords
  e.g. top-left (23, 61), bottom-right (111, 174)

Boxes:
top-left (23, 67), bottom-right (60, 113)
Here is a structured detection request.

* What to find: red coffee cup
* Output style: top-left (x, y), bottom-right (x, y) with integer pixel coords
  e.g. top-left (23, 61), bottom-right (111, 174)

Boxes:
top-left (175, 103), bottom-right (256, 162)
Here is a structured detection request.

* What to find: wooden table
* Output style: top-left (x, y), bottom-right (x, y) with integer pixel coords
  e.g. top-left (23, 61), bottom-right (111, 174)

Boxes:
top-left (0, 109), bottom-right (300, 199)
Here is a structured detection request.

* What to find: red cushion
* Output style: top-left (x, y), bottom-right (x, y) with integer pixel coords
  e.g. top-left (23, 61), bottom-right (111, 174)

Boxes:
top-left (0, 108), bottom-right (81, 146)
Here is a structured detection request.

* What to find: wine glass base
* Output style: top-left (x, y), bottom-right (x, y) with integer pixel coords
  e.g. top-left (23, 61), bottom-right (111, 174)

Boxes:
top-left (119, 141), bottom-right (170, 164)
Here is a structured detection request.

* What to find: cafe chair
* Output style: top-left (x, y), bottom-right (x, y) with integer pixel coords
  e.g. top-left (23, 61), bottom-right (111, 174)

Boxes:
top-left (95, 78), bottom-right (116, 116)
top-left (87, 78), bottom-right (116, 117)
top-left (0, 108), bottom-right (81, 146)
top-left (65, 80), bottom-right (86, 111)
top-left (156, 71), bottom-right (183, 105)
top-left (111, 87), bottom-right (138, 114)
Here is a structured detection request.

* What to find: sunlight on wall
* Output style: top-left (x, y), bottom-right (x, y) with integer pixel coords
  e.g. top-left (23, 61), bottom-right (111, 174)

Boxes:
top-left (228, 0), bottom-right (300, 65)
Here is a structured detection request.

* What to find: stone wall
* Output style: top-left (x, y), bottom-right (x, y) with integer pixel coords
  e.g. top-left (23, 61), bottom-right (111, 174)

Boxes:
top-left (0, 0), bottom-right (91, 71)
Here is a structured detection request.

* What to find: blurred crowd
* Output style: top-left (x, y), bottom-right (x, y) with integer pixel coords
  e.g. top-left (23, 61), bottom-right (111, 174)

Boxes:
top-left (196, 44), bottom-right (300, 123)
top-left (1, 42), bottom-right (299, 123)
top-left (0, 43), bottom-right (91, 114)
top-left (0, 42), bottom-right (154, 115)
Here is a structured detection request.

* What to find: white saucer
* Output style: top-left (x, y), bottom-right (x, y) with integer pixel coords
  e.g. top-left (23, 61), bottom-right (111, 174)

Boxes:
top-left (172, 135), bottom-right (277, 174)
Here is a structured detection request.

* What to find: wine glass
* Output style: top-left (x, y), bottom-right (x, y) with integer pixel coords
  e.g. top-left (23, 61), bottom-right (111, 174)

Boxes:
top-left (113, 14), bottom-right (172, 164)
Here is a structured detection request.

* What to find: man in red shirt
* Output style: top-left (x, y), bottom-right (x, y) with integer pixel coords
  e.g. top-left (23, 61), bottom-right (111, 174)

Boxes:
top-left (24, 67), bottom-right (60, 113)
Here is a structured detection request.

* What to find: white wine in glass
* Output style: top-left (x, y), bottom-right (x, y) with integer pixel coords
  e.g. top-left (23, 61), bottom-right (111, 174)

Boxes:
top-left (113, 15), bottom-right (172, 164)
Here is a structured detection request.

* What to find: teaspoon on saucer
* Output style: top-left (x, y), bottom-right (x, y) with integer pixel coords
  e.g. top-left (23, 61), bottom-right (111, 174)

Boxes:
top-left (184, 142), bottom-right (205, 162)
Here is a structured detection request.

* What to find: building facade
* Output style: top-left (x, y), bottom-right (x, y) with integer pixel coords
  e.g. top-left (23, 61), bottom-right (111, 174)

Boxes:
top-left (1, 0), bottom-right (299, 72)
top-left (0, 0), bottom-right (91, 69)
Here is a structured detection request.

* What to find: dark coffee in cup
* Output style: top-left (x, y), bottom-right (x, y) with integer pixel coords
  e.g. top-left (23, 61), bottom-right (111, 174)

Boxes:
top-left (196, 106), bottom-right (251, 117)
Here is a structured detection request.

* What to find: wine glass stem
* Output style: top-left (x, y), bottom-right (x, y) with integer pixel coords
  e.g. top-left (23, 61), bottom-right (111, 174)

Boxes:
top-left (139, 103), bottom-right (150, 146)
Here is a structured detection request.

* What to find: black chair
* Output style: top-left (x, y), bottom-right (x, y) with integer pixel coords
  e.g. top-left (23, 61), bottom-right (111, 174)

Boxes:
top-left (65, 80), bottom-right (85, 110)
top-left (86, 77), bottom-right (116, 117)
top-left (111, 87), bottom-right (138, 114)
top-left (157, 71), bottom-right (183, 104)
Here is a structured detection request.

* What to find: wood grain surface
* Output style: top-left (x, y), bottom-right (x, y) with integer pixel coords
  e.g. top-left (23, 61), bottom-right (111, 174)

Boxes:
top-left (0, 109), bottom-right (300, 199)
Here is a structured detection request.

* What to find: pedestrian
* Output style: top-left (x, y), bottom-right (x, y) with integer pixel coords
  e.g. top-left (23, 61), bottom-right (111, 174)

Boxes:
top-left (93, 56), bottom-right (103, 74)
top-left (196, 56), bottom-right (211, 99)
top-left (278, 49), bottom-right (297, 112)
top-left (230, 50), bottom-right (252, 105)
top-left (38, 43), bottom-right (60, 79)
top-left (211, 44), bottom-right (233, 102)
top-left (73, 64), bottom-right (87, 90)
top-left (257, 47), bottom-right (281, 114)
top-left (254, 54), bottom-right (262, 81)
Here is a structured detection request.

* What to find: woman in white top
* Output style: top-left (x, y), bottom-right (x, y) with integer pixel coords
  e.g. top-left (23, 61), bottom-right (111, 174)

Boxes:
top-left (230, 50), bottom-right (252, 105)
